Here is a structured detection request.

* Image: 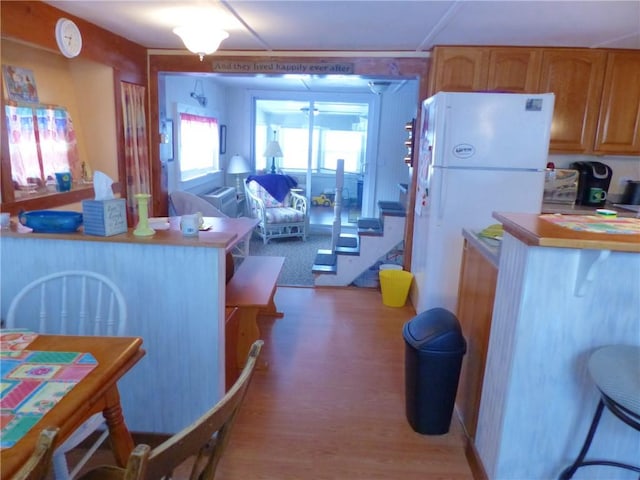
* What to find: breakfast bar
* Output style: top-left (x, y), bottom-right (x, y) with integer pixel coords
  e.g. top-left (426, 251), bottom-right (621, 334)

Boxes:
top-left (0, 217), bottom-right (253, 434)
top-left (474, 212), bottom-right (639, 479)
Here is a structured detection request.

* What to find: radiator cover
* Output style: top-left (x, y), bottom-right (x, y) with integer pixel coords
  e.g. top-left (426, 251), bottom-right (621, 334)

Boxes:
top-left (201, 186), bottom-right (237, 217)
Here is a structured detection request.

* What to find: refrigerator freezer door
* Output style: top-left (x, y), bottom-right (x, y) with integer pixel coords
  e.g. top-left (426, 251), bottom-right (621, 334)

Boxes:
top-left (427, 92), bottom-right (554, 171)
top-left (410, 167), bottom-right (544, 315)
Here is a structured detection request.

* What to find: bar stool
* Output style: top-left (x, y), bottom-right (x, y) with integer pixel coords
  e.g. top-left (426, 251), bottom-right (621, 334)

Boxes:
top-left (559, 344), bottom-right (640, 479)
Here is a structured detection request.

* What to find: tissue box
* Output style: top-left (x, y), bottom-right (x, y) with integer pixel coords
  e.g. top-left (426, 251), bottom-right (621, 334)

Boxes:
top-left (82, 199), bottom-right (127, 236)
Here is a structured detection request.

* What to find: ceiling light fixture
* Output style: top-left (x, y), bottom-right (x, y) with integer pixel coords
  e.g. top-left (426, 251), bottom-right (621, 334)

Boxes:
top-left (173, 26), bottom-right (229, 61)
top-left (190, 80), bottom-right (207, 107)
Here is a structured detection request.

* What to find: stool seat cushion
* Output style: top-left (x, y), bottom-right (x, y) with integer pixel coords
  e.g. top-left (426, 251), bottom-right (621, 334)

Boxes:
top-left (588, 345), bottom-right (640, 416)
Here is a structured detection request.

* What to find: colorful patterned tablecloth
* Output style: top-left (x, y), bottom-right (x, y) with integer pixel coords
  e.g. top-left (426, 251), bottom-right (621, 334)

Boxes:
top-left (540, 214), bottom-right (640, 235)
top-left (0, 330), bottom-right (38, 352)
top-left (0, 330), bottom-right (98, 448)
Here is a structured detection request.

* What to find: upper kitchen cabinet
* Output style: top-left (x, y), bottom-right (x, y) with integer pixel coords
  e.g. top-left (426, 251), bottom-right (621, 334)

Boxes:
top-left (594, 50), bottom-right (640, 155)
top-left (429, 47), bottom-right (489, 93)
top-left (429, 47), bottom-right (541, 95)
top-left (428, 45), bottom-right (638, 155)
top-left (486, 48), bottom-right (541, 93)
top-left (538, 49), bottom-right (607, 153)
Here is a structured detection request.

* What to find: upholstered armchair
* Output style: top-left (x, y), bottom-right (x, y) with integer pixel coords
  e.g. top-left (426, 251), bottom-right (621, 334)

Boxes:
top-left (244, 174), bottom-right (307, 244)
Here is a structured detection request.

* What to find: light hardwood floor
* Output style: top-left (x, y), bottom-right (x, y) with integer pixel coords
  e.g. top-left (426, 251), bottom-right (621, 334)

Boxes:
top-left (68, 286), bottom-right (474, 479)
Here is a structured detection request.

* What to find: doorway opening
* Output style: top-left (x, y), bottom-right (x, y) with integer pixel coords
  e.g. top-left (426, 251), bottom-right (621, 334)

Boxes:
top-left (254, 97), bottom-right (373, 230)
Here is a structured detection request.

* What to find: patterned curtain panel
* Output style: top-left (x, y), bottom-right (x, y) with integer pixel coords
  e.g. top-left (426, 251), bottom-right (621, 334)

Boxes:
top-left (121, 82), bottom-right (150, 220)
top-left (5, 104), bottom-right (80, 190)
top-left (36, 107), bottom-right (81, 182)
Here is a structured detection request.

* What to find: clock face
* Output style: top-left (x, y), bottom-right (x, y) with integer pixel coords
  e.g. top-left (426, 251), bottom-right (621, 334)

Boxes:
top-left (55, 18), bottom-right (82, 58)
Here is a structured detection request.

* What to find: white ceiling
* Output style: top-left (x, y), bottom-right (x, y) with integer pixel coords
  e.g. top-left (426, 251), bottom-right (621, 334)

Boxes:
top-left (45, 0), bottom-right (640, 53)
top-left (42, 0), bottom-right (639, 94)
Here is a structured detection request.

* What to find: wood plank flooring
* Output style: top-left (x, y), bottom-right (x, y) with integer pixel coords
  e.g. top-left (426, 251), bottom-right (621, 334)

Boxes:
top-left (66, 286), bottom-right (474, 479)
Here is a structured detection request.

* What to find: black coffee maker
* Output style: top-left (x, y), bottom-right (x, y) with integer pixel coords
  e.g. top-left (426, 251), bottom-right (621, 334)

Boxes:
top-left (570, 161), bottom-right (613, 207)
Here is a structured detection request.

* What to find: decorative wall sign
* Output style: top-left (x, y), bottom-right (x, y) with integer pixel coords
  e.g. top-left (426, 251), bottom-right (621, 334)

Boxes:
top-left (212, 61), bottom-right (354, 75)
top-left (2, 65), bottom-right (39, 103)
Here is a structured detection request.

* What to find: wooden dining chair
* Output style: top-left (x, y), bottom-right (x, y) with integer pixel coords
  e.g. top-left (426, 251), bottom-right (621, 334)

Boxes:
top-left (77, 340), bottom-right (264, 480)
top-left (12, 427), bottom-right (59, 480)
top-left (6, 270), bottom-right (127, 480)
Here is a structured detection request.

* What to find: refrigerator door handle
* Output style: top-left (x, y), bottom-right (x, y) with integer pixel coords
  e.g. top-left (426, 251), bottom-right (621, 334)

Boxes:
top-left (441, 105), bottom-right (451, 168)
top-left (436, 167), bottom-right (446, 221)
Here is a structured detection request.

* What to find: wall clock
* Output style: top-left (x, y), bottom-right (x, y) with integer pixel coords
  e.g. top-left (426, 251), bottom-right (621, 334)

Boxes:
top-left (55, 18), bottom-right (82, 58)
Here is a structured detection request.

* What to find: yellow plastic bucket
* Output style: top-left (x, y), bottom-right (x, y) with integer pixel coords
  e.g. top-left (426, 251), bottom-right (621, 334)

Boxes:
top-left (379, 269), bottom-right (413, 307)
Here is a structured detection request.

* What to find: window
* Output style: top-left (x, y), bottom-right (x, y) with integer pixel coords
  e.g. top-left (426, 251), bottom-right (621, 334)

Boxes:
top-left (280, 127), bottom-right (318, 171)
top-left (320, 130), bottom-right (364, 173)
top-left (177, 112), bottom-right (219, 182)
top-left (277, 128), bottom-right (363, 174)
top-left (5, 104), bottom-right (81, 197)
top-left (254, 98), bottom-right (369, 175)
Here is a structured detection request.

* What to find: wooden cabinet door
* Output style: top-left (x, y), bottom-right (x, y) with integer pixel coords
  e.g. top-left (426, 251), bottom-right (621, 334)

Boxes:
top-left (594, 50), bottom-right (640, 154)
top-left (539, 49), bottom-right (607, 153)
top-left (225, 307), bottom-right (240, 391)
top-left (487, 48), bottom-right (541, 93)
top-left (429, 46), bottom-right (489, 94)
top-left (455, 240), bottom-right (498, 439)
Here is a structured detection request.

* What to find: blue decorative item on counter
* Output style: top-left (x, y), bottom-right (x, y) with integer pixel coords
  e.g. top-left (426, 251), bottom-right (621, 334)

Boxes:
top-left (19, 210), bottom-right (83, 233)
top-left (55, 172), bottom-right (72, 192)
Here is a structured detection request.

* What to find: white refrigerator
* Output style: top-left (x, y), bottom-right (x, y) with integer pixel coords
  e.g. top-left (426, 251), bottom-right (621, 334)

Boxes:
top-left (410, 91), bottom-right (554, 315)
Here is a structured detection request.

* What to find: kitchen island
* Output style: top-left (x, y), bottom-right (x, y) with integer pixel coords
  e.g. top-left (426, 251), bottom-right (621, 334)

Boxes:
top-left (542, 201), bottom-right (640, 217)
top-left (0, 217), bottom-right (253, 434)
top-left (474, 212), bottom-right (639, 479)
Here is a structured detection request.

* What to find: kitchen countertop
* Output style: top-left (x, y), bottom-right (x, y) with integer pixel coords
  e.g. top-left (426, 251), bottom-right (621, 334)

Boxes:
top-left (0, 216), bottom-right (251, 250)
top-left (493, 212), bottom-right (640, 252)
top-left (462, 228), bottom-right (500, 268)
top-left (542, 201), bottom-right (638, 217)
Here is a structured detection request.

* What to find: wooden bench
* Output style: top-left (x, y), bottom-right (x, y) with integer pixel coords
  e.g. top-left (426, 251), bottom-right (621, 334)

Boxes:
top-left (225, 255), bottom-right (284, 389)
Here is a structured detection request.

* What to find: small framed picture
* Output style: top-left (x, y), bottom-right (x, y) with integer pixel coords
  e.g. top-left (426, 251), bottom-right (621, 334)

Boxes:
top-left (2, 65), bottom-right (39, 103)
top-left (220, 124), bottom-right (227, 154)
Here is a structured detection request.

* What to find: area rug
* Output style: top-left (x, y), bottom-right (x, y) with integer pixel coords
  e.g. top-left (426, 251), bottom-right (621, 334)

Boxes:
top-left (245, 233), bottom-right (332, 286)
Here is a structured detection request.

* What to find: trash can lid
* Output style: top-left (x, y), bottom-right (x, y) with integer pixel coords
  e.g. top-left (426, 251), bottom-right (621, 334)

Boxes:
top-left (403, 308), bottom-right (466, 352)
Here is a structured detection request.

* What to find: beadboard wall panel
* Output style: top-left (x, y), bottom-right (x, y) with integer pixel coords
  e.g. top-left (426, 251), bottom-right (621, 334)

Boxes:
top-left (476, 232), bottom-right (640, 479)
top-left (1, 236), bottom-right (225, 434)
top-left (475, 232), bottom-right (528, 479)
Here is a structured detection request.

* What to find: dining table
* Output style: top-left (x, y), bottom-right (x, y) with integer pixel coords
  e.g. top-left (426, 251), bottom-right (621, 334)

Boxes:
top-left (0, 333), bottom-right (145, 478)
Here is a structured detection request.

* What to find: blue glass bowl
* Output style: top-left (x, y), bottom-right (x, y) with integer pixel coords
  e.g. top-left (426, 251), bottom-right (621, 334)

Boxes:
top-left (19, 210), bottom-right (83, 233)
